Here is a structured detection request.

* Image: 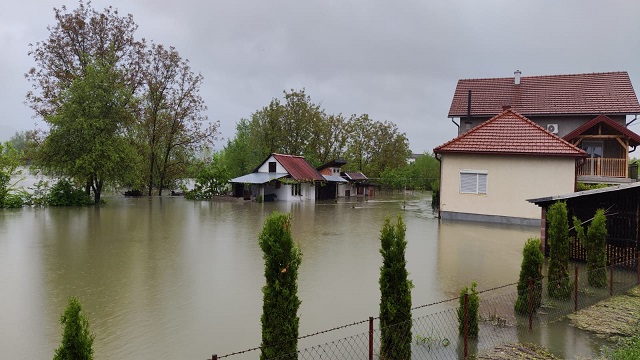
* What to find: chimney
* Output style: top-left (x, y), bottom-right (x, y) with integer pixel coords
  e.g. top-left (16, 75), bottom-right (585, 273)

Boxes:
top-left (502, 105), bottom-right (511, 111)
top-left (514, 70), bottom-right (521, 85)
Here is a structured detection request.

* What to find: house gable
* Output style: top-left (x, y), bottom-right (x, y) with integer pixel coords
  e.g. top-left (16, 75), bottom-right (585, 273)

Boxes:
top-left (563, 114), bottom-right (640, 147)
top-left (254, 153), bottom-right (324, 182)
top-left (434, 110), bottom-right (587, 157)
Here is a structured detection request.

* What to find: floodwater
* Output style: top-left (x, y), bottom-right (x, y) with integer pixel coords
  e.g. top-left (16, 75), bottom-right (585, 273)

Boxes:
top-left (0, 192), bottom-right (607, 359)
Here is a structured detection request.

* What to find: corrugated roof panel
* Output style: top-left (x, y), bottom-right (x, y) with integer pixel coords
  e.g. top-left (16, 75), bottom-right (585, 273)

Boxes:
top-left (272, 154), bottom-right (324, 181)
top-left (229, 173), bottom-right (288, 184)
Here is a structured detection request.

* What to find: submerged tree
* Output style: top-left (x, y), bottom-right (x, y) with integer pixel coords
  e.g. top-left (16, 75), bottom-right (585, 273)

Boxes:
top-left (379, 215), bottom-right (412, 360)
top-left (53, 296), bottom-right (94, 360)
top-left (36, 56), bottom-right (140, 203)
top-left (259, 212), bottom-right (302, 359)
top-left (138, 42), bottom-right (217, 195)
top-left (515, 238), bottom-right (544, 314)
top-left (547, 201), bottom-right (572, 299)
top-left (574, 209), bottom-right (608, 287)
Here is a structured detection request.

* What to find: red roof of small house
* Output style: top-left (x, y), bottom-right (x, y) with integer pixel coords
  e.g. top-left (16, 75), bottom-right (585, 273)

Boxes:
top-left (449, 72), bottom-right (640, 117)
top-left (271, 154), bottom-right (324, 181)
top-left (344, 172), bottom-right (368, 181)
top-left (563, 114), bottom-right (640, 147)
top-left (434, 110), bottom-right (587, 157)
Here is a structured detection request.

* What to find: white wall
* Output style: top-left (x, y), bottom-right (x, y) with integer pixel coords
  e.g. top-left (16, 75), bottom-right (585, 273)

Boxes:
top-left (440, 153), bottom-right (576, 220)
top-left (256, 156), bottom-right (287, 173)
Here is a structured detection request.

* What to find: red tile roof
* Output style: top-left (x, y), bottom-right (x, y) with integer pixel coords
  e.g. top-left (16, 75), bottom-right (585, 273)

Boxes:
top-left (434, 110), bottom-right (587, 157)
top-left (563, 114), bottom-right (640, 147)
top-left (449, 72), bottom-right (640, 117)
top-left (271, 154), bottom-right (324, 181)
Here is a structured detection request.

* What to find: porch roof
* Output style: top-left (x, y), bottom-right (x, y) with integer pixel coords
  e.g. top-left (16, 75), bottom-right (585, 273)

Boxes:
top-left (229, 172), bottom-right (288, 184)
top-left (323, 175), bottom-right (348, 183)
top-left (563, 114), bottom-right (640, 147)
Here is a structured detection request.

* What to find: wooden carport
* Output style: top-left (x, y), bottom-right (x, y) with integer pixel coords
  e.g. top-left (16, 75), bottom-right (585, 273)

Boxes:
top-left (528, 182), bottom-right (640, 266)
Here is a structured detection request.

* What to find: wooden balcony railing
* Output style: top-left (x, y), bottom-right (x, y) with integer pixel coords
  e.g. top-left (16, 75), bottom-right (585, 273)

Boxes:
top-left (577, 158), bottom-right (627, 178)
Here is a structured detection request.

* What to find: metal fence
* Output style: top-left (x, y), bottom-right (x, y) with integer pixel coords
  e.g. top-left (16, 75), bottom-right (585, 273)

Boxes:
top-left (207, 255), bottom-right (640, 360)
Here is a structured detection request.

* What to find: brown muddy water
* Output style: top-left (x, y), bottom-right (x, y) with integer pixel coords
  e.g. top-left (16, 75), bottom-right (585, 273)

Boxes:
top-left (0, 193), bottom-right (608, 359)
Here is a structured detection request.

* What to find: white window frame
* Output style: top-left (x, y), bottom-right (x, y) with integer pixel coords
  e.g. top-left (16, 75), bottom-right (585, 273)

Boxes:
top-left (459, 170), bottom-right (488, 194)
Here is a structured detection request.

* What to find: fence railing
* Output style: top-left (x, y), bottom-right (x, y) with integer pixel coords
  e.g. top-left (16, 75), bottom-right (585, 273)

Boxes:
top-left (207, 255), bottom-right (640, 360)
top-left (577, 158), bottom-right (627, 178)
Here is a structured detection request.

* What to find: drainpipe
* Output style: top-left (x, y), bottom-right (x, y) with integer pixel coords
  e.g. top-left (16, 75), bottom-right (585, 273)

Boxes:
top-left (627, 115), bottom-right (638, 127)
top-left (451, 118), bottom-right (460, 131)
top-left (434, 152), bottom-right (442, 220)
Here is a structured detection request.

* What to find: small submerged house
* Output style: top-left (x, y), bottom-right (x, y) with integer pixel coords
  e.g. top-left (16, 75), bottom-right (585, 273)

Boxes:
top-left (230, 154), bottom-right (375, 202)
top-left (229, 153), bottom-right (323, 202)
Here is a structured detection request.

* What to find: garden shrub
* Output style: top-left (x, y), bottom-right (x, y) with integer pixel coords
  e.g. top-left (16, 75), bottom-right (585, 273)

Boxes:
top-left (574, 209), bottom-right (608, 288)
top-left (547, 201), bottom-right (572, 299)
top-left (48, 179), bottom-right (94, 206)
top-left (379, 215), bottom-right (413, 360)
top-left (515, 238), bottom-right (544, 314)
top-left (457, 282), bottom-right (479, 338)
top-left (259, 212), bottom-right (302, 360)
top-left (53, 296), bottom-right (94, 360)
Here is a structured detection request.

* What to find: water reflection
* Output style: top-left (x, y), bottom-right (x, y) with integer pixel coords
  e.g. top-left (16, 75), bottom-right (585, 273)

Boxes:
top-left (0, 194), bottom-right (605, 359)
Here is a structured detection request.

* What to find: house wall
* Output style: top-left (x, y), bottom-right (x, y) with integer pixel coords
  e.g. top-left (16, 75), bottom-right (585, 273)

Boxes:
top-left (439, 153), bottom-right (576, 222)
top-left (338, 183), bottom-right (355, 197)
top-left (250, 182), bottom-right (316, 202)
top-left (256, 156), bottom-right (287, 173)
top-left (456, 115), bottom-right (627, 137)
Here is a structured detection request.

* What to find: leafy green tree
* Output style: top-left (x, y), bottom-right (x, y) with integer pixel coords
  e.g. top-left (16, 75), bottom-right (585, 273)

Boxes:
top-left (379, 215), bottom-right (412, 360)
top-left (36, 56), bottom-right (141, 203)
top-left (457, 282), bottom-right (479, 338)
top-left (259, 212), bottom-right (302, 360)
top-left (573, 209), bottom-right (608, 287)
top-left (223, 119), bottom-right (265, 178)
top-left (547, 202), bottom-right (572, 299)
top-left (48, 179), bottom-right (94, 206)
top-left (0, 142), bottom-right (26, 208)
top-left (185, 152), bottom-right (230, 199)
top-left (53, 296), bottom-right (94, 360)
top-left (515, 238), bottom-right (544, 314)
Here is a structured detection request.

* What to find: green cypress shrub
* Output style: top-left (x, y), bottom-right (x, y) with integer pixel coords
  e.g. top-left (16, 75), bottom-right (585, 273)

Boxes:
top-left (574, 209), bottom-right (608, 287)
top-left (547, 201), bottom-right (572, 299)
top-left (514, 238), bottom-right (544, 314)
top-left (259, 212), bottom-right (302, 360)
top-left (379, 215), bottom-right (413, 360)
top-left (53, 297), bottom-right (94, 360)
top-left (457, 282), bottom-right (479, 338)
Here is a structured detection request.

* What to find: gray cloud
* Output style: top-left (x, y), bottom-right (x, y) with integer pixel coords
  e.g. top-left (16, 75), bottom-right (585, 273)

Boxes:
top-left (2, 0), bottom-right (640, 153)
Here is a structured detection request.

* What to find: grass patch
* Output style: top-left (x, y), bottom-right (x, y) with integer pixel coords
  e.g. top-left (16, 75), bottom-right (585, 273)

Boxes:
top-left (475, 343), bottom-right (559, 359)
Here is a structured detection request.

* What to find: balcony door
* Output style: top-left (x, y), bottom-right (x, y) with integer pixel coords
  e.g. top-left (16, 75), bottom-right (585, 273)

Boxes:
top-left (581, 141), bottom-right (603, 176)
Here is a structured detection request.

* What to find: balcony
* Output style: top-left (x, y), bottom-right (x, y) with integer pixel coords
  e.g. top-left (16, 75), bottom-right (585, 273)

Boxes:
top-left (577, 158), bottom-right (627, 178)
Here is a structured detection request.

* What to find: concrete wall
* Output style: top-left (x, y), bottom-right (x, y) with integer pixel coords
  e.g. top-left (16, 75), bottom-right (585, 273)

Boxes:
top-left (439, 153), bottom-right (576, 220)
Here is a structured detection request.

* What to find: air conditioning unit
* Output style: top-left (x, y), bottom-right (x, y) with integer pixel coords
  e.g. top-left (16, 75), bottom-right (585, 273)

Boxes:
top-left (546, 124), bottom-right (559, 134)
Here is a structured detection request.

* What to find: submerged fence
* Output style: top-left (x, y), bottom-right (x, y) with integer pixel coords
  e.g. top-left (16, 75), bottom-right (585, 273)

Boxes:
top-left (207, 255), bottom-right (640, 360)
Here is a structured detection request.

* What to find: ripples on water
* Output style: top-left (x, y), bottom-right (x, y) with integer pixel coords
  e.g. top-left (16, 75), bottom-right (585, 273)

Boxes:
top-left (0, 192), bottom-right (601, 359)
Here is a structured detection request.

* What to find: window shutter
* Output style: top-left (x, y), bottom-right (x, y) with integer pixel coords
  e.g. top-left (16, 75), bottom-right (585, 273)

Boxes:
top-left (477, 173), bottom-right (487, 194)
top-left (460, 173), bottom-right (477, 193)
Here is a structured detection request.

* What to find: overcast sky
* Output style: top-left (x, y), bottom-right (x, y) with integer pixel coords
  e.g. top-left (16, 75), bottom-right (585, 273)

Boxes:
top-left (2, 0), bottom-right (640, 153)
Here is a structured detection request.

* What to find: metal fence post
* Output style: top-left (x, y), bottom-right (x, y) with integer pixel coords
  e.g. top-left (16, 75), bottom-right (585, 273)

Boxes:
top-left (369, 316), bottom-right (373, 360)
top-left (574, 267), bottom-right (579, 312)
top-left (464, 293), bottom-right (469, 359)
top-left (528, 278), bottom-right (533, 331)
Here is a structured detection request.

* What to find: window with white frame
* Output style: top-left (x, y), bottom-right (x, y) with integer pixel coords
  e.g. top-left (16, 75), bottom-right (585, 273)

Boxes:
top-left (460, 170), bottom-right (488, 194)
top-left (291, 183), bottom-right (302, 196)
